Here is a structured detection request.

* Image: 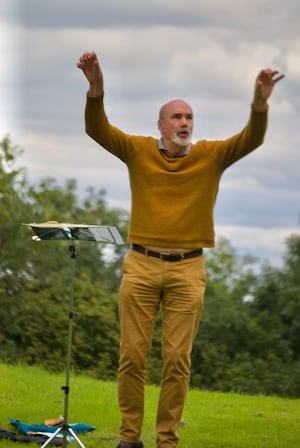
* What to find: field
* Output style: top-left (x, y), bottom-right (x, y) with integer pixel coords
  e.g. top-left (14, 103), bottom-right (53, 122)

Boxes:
top-left (0, 363), bottom-right (299, 447)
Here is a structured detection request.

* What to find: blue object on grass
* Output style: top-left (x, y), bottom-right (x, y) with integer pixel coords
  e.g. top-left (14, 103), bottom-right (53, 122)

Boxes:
top-left (10, 418), bottom-right (95, 435)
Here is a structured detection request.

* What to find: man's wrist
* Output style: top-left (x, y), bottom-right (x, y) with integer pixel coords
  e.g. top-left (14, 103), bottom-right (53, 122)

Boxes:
top-left (251, 99), bottom-right (268, 112)
top-left (87, 82), bottom-right (104, 98)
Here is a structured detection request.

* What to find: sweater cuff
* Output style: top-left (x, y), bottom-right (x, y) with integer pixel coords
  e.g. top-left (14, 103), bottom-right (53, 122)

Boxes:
top-left (251, 102), bottom-right (269, 113)
top-left (86, 93), bottom-right (104, 102)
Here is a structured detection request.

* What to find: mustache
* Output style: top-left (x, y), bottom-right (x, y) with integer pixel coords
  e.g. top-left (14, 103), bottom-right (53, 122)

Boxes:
top-left (177, 127), bottom-right (191, 136)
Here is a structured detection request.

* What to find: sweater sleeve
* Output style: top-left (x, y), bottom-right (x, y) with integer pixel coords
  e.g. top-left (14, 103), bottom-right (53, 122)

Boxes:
top-left (85, 95), bottom-right (134, 163)
top-left (212, 108), bottom-right (268, 168)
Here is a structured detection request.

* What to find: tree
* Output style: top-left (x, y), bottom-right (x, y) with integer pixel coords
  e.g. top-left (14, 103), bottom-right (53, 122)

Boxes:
top-left (0, 136), bottom-right (128, 380)
top-left (246, 234), bottom-right (300, 396)
top-left (189, 236), bottom-right (300, 397)
top-left (190, 239), bottom-right (258, 391)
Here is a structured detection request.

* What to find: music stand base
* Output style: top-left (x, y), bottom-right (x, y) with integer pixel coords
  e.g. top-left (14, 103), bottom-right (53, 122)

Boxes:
top-left (40, 425), bottom-right (86, 448)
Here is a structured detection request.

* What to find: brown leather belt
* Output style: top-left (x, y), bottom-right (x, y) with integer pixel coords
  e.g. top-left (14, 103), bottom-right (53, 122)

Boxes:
top-left (131, 244), bottom-right (203, 262)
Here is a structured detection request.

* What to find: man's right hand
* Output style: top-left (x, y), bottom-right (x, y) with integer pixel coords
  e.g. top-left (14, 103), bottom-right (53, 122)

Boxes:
top-left (77, 52), bottom-right (104, 97)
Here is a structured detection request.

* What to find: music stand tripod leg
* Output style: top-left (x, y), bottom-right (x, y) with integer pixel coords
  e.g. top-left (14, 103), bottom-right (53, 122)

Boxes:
top-left (40, 424), bottom-right (86, 448)
top-left (40, 426), bottom-right (63, 448)
top-left (65, 426), bottom-right (86, 448)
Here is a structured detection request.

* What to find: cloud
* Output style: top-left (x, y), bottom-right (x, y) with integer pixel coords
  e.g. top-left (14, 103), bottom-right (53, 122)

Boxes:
top-left (215, 224), bottom-right (298, 267)
top-left (13, 0), bottom-right (300, 39)
top-left (229, 226), bottom-right (291, 252)
top-left (1, 0), bottom-right (299, 267)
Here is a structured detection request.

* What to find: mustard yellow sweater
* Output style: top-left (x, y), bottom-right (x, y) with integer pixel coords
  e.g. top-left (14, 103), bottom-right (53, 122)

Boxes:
top-left (85, 96), bottom-right (268, 248)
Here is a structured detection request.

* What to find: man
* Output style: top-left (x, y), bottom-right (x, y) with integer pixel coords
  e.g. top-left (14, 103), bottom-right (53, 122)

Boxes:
top-left (77, 52), bottom-right (284, 448)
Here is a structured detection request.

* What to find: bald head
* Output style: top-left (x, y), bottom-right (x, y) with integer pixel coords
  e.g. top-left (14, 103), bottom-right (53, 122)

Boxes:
top-left (159, 99), bottom-right (193, 120)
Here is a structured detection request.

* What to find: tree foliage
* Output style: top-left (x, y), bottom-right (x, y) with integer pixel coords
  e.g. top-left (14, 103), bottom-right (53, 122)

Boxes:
top-left (189, 236), bottom-right (300, 397)
top-left (0, 136), bottom-right (127, 380)
top-left (1, 136), bottom-right (299, 397)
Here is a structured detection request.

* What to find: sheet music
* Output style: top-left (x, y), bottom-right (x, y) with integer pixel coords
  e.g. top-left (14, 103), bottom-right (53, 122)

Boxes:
top-left (23, 221), bottom-right (124, 245)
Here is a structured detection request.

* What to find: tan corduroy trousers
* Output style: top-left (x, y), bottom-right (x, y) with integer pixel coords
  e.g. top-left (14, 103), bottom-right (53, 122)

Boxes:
top-left (118, 248), bottom-right (206, 447)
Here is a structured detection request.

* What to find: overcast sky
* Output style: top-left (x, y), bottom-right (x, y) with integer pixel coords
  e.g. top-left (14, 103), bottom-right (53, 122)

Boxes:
top-left (1, 0), bottom-right (299, 266)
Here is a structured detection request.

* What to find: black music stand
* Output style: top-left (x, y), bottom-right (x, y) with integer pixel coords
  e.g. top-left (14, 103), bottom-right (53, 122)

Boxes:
top-left (24, 221), bottom-right (124, 448)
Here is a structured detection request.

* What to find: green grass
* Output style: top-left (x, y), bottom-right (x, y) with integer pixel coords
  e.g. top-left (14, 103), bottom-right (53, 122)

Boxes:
top-left (0, 363), bottom-right (299, 447)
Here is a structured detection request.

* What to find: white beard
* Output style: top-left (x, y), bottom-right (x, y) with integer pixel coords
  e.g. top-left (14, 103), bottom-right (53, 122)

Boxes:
top-left (171, 133), bottom-right (192, 147)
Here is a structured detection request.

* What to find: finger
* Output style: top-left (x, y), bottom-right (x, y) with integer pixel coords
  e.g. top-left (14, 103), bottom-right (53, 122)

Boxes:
top-left (85, 51), bottom-right (97, 63)
top-left (267, 70), bottom-right (284, 83)
top-left (78, 51), bottom-right (96, 65)
top-left (259, 68), bottom-right (273, 77)
top-left (273, 73), bottom-right (285, 83)
top-left (77, 54), bottom-right (87, 68)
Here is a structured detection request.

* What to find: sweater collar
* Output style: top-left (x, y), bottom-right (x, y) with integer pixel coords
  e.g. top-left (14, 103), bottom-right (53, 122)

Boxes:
top-left (158, 137), bottom-right (191, 157)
